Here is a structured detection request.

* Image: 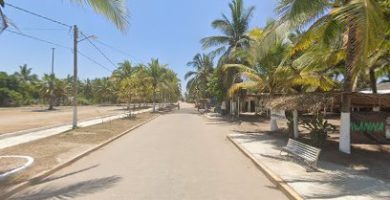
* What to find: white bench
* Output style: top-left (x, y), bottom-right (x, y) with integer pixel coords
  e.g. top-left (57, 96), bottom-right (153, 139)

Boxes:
top-left (281, 139), bottom-right (321, 169)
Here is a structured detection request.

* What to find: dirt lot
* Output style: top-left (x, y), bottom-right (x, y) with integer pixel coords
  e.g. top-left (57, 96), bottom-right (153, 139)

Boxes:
top-left (0, 105), bottom-right (141, 134)
top-left (0, 112), bottom-right (157, 191)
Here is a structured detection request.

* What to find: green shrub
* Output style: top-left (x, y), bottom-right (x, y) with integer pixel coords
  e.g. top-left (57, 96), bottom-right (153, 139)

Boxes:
top-left (301, 115), bottom-right (336, 148)
top-left (0, 88), bottom-right (23, 106)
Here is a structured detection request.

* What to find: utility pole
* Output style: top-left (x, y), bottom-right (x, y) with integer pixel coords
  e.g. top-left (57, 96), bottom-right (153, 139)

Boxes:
top-left (73, 25), bottom-right (78, 129)
top-left (48, 48), bottom-right (56, 110)
top-left (51, 48), bottom-right (55, 75)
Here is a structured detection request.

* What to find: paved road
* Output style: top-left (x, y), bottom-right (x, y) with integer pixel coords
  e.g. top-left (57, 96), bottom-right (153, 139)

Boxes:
top-left (10, 103), bottom-right (287, 200)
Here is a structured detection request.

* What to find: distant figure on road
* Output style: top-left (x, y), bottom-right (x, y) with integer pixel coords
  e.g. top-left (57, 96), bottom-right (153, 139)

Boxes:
top-left (221, 101), bottom-right (227, 115)
top-left (178, 102), bottom-right (180, 110)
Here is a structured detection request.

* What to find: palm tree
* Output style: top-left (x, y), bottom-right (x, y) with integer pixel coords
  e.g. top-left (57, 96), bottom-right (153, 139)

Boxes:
top-left (270, 0), bottom-right (388, 153)
top-left (201, 0), bottom-right (254, 61)
top-left (14, 64), bottom-right (37, 83)
top-left (40, 74), bottom-right (68, 110)
top-left (112, 60), bottom-right (137, 81)
top-left (0, 0), bottom-right (128, 32)
top-left (185, 53), bottom-right (215, 102)
top-left (145, 59), bottom-right (168, 112)
top-left (200, 0), bottom-right (255, 109)
top-left (96, 77), bottom-right (115, 104)
top-left (160, 69), bottom-right (181, 103)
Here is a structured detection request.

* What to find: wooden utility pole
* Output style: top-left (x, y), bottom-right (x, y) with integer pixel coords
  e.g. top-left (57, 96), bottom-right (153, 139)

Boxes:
top-left (73, 25), bottom-right (78, 129)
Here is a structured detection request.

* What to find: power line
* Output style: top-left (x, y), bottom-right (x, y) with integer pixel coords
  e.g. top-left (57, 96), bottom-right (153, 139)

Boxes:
top-left (77, 50), bottom-right (113, 73)
top-left (80, 32), bottom-right (118, 69)
top-left (95, 39), bottom-right (141, 64)
top-left (5, 29), bottom-right (70, 49)
top-left (4, 4), bottom-right (115, 74)
top-left (5, 3), bottom-right (72, 28)
top-left (5, 29), bottom-right (113, 73)
top-left (18, 27), bottom-right (68, 31)
top-left (95, 40), bottom-right (129, 57)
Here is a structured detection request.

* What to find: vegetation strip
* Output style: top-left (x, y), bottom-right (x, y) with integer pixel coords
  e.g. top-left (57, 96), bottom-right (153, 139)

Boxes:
top-left (0, 114), bottom-right (160, 200)
top-left (227, 134), bottom-right (303, 200)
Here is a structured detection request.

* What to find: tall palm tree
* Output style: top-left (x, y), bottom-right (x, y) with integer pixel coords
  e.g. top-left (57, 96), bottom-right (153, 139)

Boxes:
top-left (185, 53), bottom-right (215, 102)
top-left (201, 0), bottom-right (254, 63)
top-left (0, 0), bottom-right (128, 32)
top-left (145, 58), bottom-right (168, 112)
top-left (201, 0), bottom-right (255, 109)
top-left (160, 69), bottom-right (181, 103)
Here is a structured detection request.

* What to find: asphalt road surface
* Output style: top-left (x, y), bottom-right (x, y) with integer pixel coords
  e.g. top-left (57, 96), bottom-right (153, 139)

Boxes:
top-left (10, 103), bottom-right (288, 200)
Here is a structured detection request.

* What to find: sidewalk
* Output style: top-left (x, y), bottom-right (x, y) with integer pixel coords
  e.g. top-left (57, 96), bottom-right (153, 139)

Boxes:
top-left (228, 132), bottom-right (390, 200)
top-left (0, 108), bottom-right (154, 150)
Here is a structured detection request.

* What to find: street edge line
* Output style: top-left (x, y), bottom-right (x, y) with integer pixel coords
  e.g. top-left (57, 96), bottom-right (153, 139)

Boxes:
top-left (1, 114), bottom-right (160, 200)
top-left (227, 134), bottom-right (304, 200)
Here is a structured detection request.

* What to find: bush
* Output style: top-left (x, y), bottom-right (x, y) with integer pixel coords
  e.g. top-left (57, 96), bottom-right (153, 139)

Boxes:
top-left (0, 88), bottom-right (23, 106)
top-left (301, 115), bottom-right (336, 148)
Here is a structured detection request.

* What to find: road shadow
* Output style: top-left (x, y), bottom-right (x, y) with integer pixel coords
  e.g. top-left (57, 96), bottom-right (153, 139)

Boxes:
top-left (9, 176), bottom-right (122, 200)
top-left (28, 108), bottom-right (60, 113)
top-left (35, 165), bottom-right (99, 185)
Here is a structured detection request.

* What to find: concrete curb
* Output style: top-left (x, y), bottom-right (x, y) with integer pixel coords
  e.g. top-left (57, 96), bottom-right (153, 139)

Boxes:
top-left (1, 114), bottom-right (160, 200)
top-left (227, 134), bottom-right (304, 200)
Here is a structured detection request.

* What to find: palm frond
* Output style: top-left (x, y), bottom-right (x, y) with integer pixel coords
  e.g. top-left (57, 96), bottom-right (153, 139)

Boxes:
top-left (200, 36), bottom-right (230, 49)
top-left (228, 81), bottom-right (258, 97)
top-left (70, 0), bottom-right (129, 31)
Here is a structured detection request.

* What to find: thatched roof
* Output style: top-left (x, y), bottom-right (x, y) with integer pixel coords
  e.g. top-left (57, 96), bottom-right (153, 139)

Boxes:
top-left (266, 93), bottom-right (331, 112)
top-left (331, 93), bottom-right (390, 107)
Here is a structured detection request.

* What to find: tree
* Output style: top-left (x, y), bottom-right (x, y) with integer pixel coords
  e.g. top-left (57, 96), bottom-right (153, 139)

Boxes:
top-left (271, 0), bottom-right (388, 153)
top-left (201, 0), bottom-right (254, 61)
top-left (112, 60), bottom-right (137, 82)
top-left (39, 74), bottom-right (68, 110)
top-left (14, 64), bottom-right (37, 83)
top-left (145, 59), bottom-right (168, 112)
top-left (113, 60), bottom-right (140, 109)
top-left (200, 0), bottom-right (255, 109)
top-left (185, 53), bottom-right (215, 102)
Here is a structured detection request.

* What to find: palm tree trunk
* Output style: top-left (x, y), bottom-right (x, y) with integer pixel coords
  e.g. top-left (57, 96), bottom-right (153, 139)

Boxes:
top-left (340, 18), bottom-right (357, 154)
top-left (152, 88), bottom-right (156, 112)
top-left (369, 68), bottom-right (377, 94)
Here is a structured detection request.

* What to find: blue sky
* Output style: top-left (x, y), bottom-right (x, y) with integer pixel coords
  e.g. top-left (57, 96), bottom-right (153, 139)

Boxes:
top-left (0, 0), bottom-right (277, 92)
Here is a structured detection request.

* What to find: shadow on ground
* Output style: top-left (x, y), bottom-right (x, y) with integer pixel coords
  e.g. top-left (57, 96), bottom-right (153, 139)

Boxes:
top-left (9, 176), bottom-right (121, 200)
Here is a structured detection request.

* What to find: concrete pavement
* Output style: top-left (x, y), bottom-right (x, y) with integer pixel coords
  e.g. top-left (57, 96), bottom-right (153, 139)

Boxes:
top-left (9, 103), bottom-right (287, 200)
top-left (229, 133), bottom-right (390, 200)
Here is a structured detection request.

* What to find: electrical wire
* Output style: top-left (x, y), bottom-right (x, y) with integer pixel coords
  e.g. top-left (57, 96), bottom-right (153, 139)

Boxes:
top-left (5, 3), bottom-right (72, 28)
top-left (80, 32), bottom-right (117, 69)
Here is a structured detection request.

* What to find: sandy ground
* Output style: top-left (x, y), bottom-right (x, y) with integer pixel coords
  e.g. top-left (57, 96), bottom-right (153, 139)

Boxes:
top-left (0, 105), bottom-right (135, 134)
top-left (9, 103), bottom-right (287, 200)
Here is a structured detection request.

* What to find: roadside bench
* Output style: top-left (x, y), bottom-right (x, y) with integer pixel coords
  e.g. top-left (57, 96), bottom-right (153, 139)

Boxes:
top-left (280, 139), bottom-right (321, 170)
